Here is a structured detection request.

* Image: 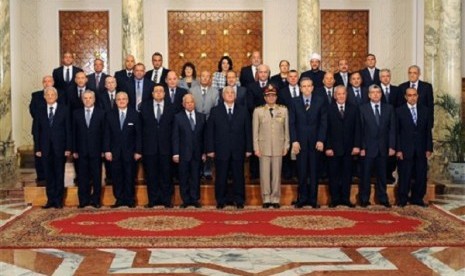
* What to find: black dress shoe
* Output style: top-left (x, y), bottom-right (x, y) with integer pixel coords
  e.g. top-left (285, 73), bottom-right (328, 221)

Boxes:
top-left (272, 203), bottom-right (280, 209)
top-left (193, 202), bottom-right (202, 208)
top-left (311, 203), bottom-right (320, 209)
top-left (262, 202), bottom-right (271, 208)
top-left (77, 204), bottom-right (87, 209)
top-left (111, 202), bottom-right (123, 208)
top-left (164, 203), bottom-right (173, 209)
top-left (179, 203), bottom-right (188, 209)
top-left (360, 201), bottom-right (370, 208)
top-left (42, 203), bottom-right (54, 209)
top-left (236, 203), bottom-right (244, 209)
top-left (92, 203), bottom-right (101, 209)
top-left (55, 203), bottom-right (63, 209)
top-left (294, 202), bottom-right (305, 208)
top-left (216, 204), bottom-right (225, 209)
top-left (145, 203), bottom-right (155, 208)
top-left (127, 203), bottom-right (136, 208)
top-left (381, 202), bottom-right (392, 208)
top-left (397, 202), bottom-right (407, 207)
top-left (343, 202), bottom-right (356, 208)
top-left (328, 203), bottom-right (338, 208)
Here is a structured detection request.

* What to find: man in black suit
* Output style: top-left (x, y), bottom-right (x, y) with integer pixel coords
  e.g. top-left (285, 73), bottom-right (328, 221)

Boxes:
top-left (396, 88), bottom-right (432, 207)
top-left (359, 84), bottom-right (396, 208)
top-left (104, 92), bottom-right (142, 208)
top-left (317, 72), bottom-right (336, 105)
top-left (299, 53), bottom-right (325, 89)
top-left (124, 63), bottom-right (155, 111)
top-left (52, 51), bottom-right (83, 92)
top-left (360, 54), bottom-right (380, 88)
top-left (207, 86), bottom-right (252, 209)
top-left (325, 85), bottom-right (360, 208)
top-left (164, 70), bottom-right (188, 113)
top-left (347, 71), bottom-right (369, 106)
top-left (114, 54), bottom-right (135, 91)
top-left (33, 87), bottom-right (71, 209)
top-left (29, 76), bottom-right (65, 183)
top-left (86, 58), bottom-right (108, 95)
top-left (270, 60), bottom-right (290, 90)
top-left (172, 94), bottom-right (207, 208)
top-left (240, 51), bottom-right (261, 88)
top-left (380, 68), bottom-right (402, 183)
top-left (334, 59), bottom-right (351, 88)
top-left (66, 71), bottom-right (88, 112)
top-left (290, 77), bottom-right (327, 208)
top-left (219, 70), bottom-right (248, 108)
top-left (145, 52), bottom-right (169, 85)
top-left (140, 84), bottom-right (177, 208)
top-left (398, 65), bottom-right (434, 128)
top-left (72, 90), bottom-right (105, 208)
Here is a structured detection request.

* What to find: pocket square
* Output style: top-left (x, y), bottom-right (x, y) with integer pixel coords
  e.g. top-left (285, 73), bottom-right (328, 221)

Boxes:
top-left (128, 123), bottom-right (134, 126)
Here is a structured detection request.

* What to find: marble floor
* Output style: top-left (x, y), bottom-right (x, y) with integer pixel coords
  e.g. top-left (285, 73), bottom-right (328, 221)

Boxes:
top-left (0, 170), bottom-right (464, 275)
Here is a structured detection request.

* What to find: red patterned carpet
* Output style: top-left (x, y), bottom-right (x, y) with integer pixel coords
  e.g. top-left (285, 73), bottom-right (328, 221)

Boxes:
top-left (1, 206), bottom-right (464, 248)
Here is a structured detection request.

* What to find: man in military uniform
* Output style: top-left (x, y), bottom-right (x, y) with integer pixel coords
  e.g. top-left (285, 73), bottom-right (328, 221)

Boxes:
top-left (253, 84), bottom-right (290, 208)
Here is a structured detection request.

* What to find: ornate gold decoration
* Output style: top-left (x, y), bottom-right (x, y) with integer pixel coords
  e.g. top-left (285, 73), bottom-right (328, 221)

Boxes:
top-left (223, 52), bottom-right (229, 56)
top-left (352, 29), bottom-right (357, 35)
top-left (116, 216), bottom-right (202, 231)
top-left (178, 29), bottom-right (184, 35)
top-left (72, 30), bottom-right (76, 35)
top-left (200, 53), bottom-right (207, 58)
top-left (329, 29), bottom-right (334, 35)
top-left (95, 29), bottom-right (99, 35)
top-left (201, 29), bottom-right (206, 35)
top-left (179, 52), bottom-right (185, 58)
top-left (223, 29), bottom-right (229, 35)
top-left (247, 52), bottom-right (251, 58)
top-left (270, 215), bottom-right (355, 230)
top-left (246, 29), bottom-right (252, 35)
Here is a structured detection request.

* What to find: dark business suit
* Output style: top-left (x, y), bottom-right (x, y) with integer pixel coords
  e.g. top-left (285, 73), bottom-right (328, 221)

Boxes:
top-left (66, 85), bottom-right (86, 112)
top-left (360, 68), bottom-right (380, 88)
top-left (172, 111), bottom-right (206, 205)
top-left (86, 72), bottom-right (108, 95)
top-left (32, 103), bottom-right (71, 207)
top-left (53, 66), bottom-right (83, 92)
top-left (299, 69), bottom-right (326, 88)
top-left (72, 107), bottom-right (105, 206)
top-left (239, 65), bottom-right (256, 88)
top-left (347, 86), bottom-right (369, 106)
top-left (139, 100), bottom-right (176, 206)
top-left (270, 74), bottom-right (288, 90)
top-left (398, 80), bottom-right (434, 127)
top-left (334, 72), bottom-right (351, 88)
top-left (114, 69), bottom-right (133, 91)
top-left (103, 107), bottom-right (142, 206)
top-left (359, 102), bottom-right (396, 205)
top-left (326, 102), bottom-right (360, 205)
top-left (97, 90), bottom-right (117, 183)
top-left (316, 86), bottom-right (336, 106)
top-left (219, 86), bottom-right (248, 108)
top-left (145, 68), bottom-right (169, 85)
top-left (207, 104), bottom-right (252, 205)
top-left (396, 104), bottom-right (432, 206)
top-left (278, 85), bottom-right (300, 108)
top-left (164, 86), bottom-right (188, 113)
top-left (123, 78), bottom-right (155, 111)
top-left (289, 94), bottom-right (327, 206)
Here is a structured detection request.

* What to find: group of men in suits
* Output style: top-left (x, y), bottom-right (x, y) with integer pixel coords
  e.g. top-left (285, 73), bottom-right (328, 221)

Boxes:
top-left (30, 50), bottom-right (433, 209)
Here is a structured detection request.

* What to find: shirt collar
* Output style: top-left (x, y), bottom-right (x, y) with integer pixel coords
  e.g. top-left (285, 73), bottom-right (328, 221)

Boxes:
top-left (407, 103), bottom-right (417, 109)
top-left (85, 106), bottom-right (95, 112)
top-left (119, 108), bottom-right (127, 114)
top-left (224, 102), bottom-right (234, 110)
top-left (47, 102), bottom-right (58, 109)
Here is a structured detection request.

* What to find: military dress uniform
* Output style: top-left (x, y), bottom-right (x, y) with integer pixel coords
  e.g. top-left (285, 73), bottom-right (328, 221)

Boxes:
top-left (252, 100), bottom-right (290, 206)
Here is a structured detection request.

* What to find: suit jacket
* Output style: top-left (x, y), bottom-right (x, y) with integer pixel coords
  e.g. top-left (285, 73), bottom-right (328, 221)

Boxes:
top-left (325, 102), bottom-right (361, 156)
top-left (172, 111), bottom-right (206, 162)
top-left (396, 104), bottom-right (432, 158)
top-left (289, 94), bottom-right (327, 150)
top-left (347, 86), bottom-right (369, 106)
top-left (247, 81), bottom-right (268, 113)
top-left (218, 86), bottom-right (248, 108)
top-left (239, 65), bottom-right (256, 88)
top-left (179, 78), bottom-right (200, 90)
top-left (269, 74), bottom-right (288, 90)
top-left (29, 89), bottom-right (66, 120)
top-left (123, 78), bottom-right (155, 111)
top-left (139, 100), bottom-right (176, 156)
top-left (86, 72), bottom-right (108, 95)
top-left (277, 85), bottom-right (300, 108)
top-left (299, 69), bottom-right (326, 88)
top-left (114, 69), bottom-right (133, 91)
top-left (360, 67), bottom-right (380, 88)
top-left (253, 104), bottom-right (290, 156)
top-left (145, 68), bottom-right (169, 85)
top-left (206, 104), bottom-right (252, 160)
top-left (380, 84), bottom-right (402, 108)
top-left (334, 72), bottom-right (351, 88)
top-left (359, 102), bottom-right (396, 158)
top-left (66, 85), bottom-right (86, 112)
top-left (103, 107), bottom-right (142, 161)
top-left (98, 90), bottom-right (117, 112)
top-left (72, 107), bottom-right (105, 157)
top-left (315, 86), bottom-right (336, 105)
top-left (190, 85), bottom-right (219, 119)
top-left (164, 86), bottom-right (188, 113)
top-left (398, 80), bottom-right (434, 126)
top-left (32, 103), bottom-right (72, 156)
top-left (52, 66), bottom-right (83, 92)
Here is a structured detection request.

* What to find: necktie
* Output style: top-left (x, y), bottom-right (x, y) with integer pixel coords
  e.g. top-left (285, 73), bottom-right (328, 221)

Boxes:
top-left (127, 71), bottom-right (132, 78)
top-left (189, 112), bottom-right (195, 131)
top-left (95, 74), bottom-right (100, 89)
top-left (355, 89), bottom-right (361, 102)
top-left (110, 93), bottom-right (115, 108)
top-left (156, 103), bottom-right (161, 122)
top-left (153, 70), bottom-right (158, 83)
top-left (136, 81), bottom-right (142, 110)
top-left (343, 73), bottom-right (348, 86)
top-left (385, 87), bottom-right (390, 102)
top-left (48, 106), bottom-right (54, 126)
top-left (261, 82), bottom-right (265, 88)
top-left (85, 108), bottom-right (91, 127)
top-left (374, 104), bottom-right (380, 126)
top-left (202, 88), bottom-right (206, 100)
top-left (305, 99), bottom-right (310, 111)
top-left (170, 89), bottom-right (175, 103)
top-left (66, 68), bottom-right (70, 83)
top-left (411, 83), bottom-right (416, 89)
top-left (269, 108), bottom-right (274, 118)
top-left (120, 111), bottom-right (125, 130)
top-left (228, 108), bottom-right (233, 121)
top-left (292, 87), bottom-right (297, 98)
top-left (411, 107), bottom-right (417, 125)
top-left (78, 88), bottom-right (83, 98)
top-left (327, 89), bottom-right (332, 103)
top-left (339, 105), bottom-right (344, 118)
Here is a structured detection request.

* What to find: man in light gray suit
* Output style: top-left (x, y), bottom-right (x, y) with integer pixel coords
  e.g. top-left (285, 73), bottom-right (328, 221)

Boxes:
top-left (190, 70), bottom-right (219, 179)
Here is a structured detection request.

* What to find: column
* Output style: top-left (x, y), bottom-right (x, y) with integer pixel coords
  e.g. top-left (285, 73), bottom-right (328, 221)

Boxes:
top-left (122, 0), bottom-right (144, 64)
top-left (424, 0), bottom-right (462, 179)
top-left (0, 0), bottom-right (18, 186)
top-left (297, 0), bottom-right (321, 72)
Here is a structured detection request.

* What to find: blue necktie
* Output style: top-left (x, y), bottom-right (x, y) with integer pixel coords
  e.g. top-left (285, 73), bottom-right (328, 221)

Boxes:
top-left (120, 111), bottom-right (125, 130)
top-left (411, 107), bottom-right (417, 125)
top-left (374, 104), bottom-right (380, 126)
top-left (48, 106), bottom-right (54, 127)
top-left (189, 112), bottom-right (195, 131)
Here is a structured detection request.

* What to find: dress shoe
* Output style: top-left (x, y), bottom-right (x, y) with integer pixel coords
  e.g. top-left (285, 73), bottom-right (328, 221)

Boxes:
top-left (111, 202), bottom-right (123, 208)
top-left (164, 203), bottom-right (173, 209)
top-left (272, 203), bottom-right (280, 209)
top-left (55, 203), bottom-right (63, 209)
top-left (236, 203), bottom-right (244, 209)
top-left (145, 203), bottom-right (155, 208)
top-left (127, 203), bottom-right (136, 208)
top-left (262, 202), bottom-right (271, 208)
top-left (343, 202), bottom-right (356, 208)
top-left (42, 202), bottom-right (54, 209)
top-left (179, 203), bottom-right (188, 209)
top-left (77, 204), bottom-right (87, 209)
top-left (311, 203), bottom-right (320, 209)
top-left (360, 201), bottom-right (370, 208)
top-left (294, 202), bottom-right (305, 209)
top-left (397, 202), bottom-right (407, 208)
top-left (381, 202), bottom-right (392, 208)
top-left (216, 204), bottom-right (225, 209)
top-left (91, 203), bottom-right (101, 209)
top-left (328, 203), bottom-right (338, 208)
top-left (192, 202), bottom-right (202, 208)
